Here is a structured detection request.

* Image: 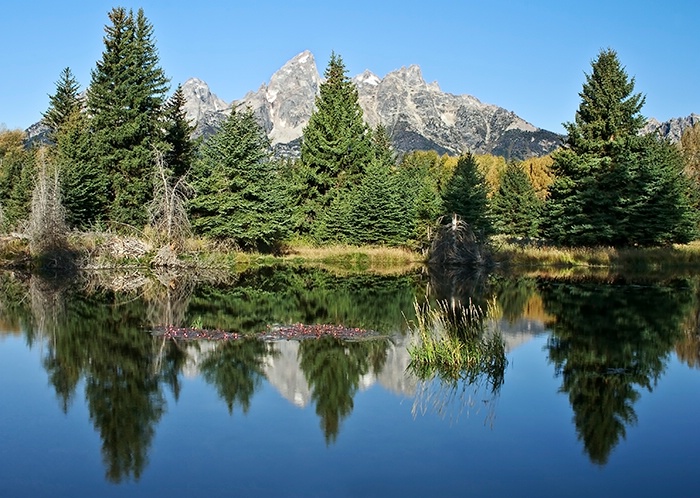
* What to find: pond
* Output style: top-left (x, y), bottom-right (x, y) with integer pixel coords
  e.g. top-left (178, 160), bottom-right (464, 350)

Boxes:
top-left (0, 265), bottom-right (698, 497)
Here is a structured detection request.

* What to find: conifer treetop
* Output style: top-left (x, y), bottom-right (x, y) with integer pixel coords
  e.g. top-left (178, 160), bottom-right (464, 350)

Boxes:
top-left (566, 48), bottom-right (646, 151)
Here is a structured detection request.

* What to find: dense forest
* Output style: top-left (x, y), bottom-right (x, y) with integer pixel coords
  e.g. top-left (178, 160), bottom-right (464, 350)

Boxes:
top-left (1, 7), bottom-right (700, 256)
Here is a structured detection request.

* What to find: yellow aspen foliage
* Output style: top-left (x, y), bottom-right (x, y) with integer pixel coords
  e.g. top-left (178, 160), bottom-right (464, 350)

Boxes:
top-left (519, 154), bottom-right (555, 200)
top-left (0, 129), bottom-right (26, 164)
top-left (680, 122), bottom-right (700, 184)
top-left (439, 153), bottom-right (458, 177)
top-left (474, 154), bottom-right (507, 196)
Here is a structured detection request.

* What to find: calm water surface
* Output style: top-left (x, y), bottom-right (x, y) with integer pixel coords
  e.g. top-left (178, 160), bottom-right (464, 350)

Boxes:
top-left (0, 267), bottom-right (698, 497)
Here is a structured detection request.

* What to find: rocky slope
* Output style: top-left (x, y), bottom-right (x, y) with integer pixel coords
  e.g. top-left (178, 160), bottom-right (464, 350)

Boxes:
top-left (642, 113), bottom-right (700, 142)
top-left (182, 50), bottom-right (564, 160)
top-left (24, 52), bottom-right (697, 159)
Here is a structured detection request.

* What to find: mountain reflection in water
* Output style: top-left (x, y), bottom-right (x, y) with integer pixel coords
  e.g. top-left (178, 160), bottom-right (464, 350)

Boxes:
top-left (0, 265), bottom-right (698, 490)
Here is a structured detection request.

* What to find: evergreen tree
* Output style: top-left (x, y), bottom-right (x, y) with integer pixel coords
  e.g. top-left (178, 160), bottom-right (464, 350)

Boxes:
top-left (398, 151), bottom-right (449, 247)
top-left (42, 67), bottom-right (82, 140)
top-left (189, 108), bottom-right (290, 251)
top-left (544, 49), bottom-right (697, 246)
top-left (606, 135), bottom-right (697, 245)
top-left (162, 84), bottom-right (196, 179)
top-left (315, 125), bottom-right (412, 246)
top-left (86, 7), bottom-right (169, 228)
top-left (320, 159), bottom-right (411, 246)
top-left (370, 124), bottom-right (396, 167)
top-left (442, 152), bottom-right (492, 234)
top-left (566, 49), bottom-right (646, 154)
top-left (56, 110), bottom-right (109, 228)
top-left (491, 162), bottom-right (542, 237)
top-left (299, 52), bottom-right (373, 238)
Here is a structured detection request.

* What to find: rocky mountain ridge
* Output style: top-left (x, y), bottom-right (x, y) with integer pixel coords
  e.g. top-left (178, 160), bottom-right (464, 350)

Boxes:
top-left (22, 51), bottom-right (698, 159)
top-left (642, 113), bottom-right (700, 142)
top-left (182, 50), bottom-right (564, 160)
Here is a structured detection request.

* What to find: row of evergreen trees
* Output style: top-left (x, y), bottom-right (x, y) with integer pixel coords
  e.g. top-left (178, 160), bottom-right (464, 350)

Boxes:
top-left (1, 8), bottom-right (699, 251)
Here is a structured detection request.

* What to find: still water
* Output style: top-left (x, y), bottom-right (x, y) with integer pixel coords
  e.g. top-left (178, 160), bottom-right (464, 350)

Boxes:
top-left (0, 266), bottom-right (697, 497)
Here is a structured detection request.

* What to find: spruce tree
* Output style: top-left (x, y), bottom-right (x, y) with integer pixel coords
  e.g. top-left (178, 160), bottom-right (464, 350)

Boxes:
top-left (43, 67), bottom-right (82, 140)
top-left (442, 152), bottom-right (492, 234)
top-left (299, 52), bottom-right (373, 238)
top-left (318, 127), bottom-right (411, 246)
top-left (398, 151), bottom-right (448, 247)
top-left (57, 110), bottom-right (109, 228)
top-left (347, 158), bottom-right (412, 245)
top-left (491, 162), bottom-right (542, 237)
top-left (86, 7), bottom-right (169, 228)
top-left (567, 49), bottom-right (646, 153)
top-left (189, 108), bottom-right (290, 251)
top-left (163, 84), bottom-right (196, 179)
top-left (544, 49), bottom-right (697, 246)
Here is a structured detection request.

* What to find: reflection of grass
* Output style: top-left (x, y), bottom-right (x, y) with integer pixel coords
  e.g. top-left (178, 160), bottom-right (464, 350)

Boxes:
top-left (407, 299), bottom-right (507, 390)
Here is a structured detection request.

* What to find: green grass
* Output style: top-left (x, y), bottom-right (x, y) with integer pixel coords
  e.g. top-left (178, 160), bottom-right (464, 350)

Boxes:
top-left (407, 299), bottom-right (507, 389)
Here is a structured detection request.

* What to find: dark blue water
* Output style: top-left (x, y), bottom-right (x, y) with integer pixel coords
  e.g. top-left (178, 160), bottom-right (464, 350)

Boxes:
top-left (0, 269), bottom-right (698, 497)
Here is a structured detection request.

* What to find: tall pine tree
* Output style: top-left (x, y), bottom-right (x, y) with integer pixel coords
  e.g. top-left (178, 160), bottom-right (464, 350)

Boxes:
top-left (57, 109), bottom-right (110, 228)
top-left (189, 108), bottom-right (290, 251)
top-left (86, 7), bottom-right (169, 228)
top-left (163, 84), bottom-right (196, 180)
top-left (491, 162), bottom-right (542, 237)
top-left (299, 52), bottom-right (373, 239)
top-left (43, 67), bottom-right (82, 140)
top-left (544, 49), bottom-right (697, 246)
top-left (317, 125), bottom-right (412, 245)
top-left (441, 152), bottom-right (492, 234)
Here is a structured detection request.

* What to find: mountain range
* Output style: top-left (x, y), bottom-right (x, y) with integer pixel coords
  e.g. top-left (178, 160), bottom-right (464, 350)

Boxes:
top-left (181, 50), bottom-right (563, 160)
top-left (23, 50), bottom-right (698, 160)
top-left (180, 50), bottom-right (699, 161)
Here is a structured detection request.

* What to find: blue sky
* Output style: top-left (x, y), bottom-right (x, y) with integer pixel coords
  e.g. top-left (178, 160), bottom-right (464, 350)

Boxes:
top-left (1, 1), bottom-right (698, 134)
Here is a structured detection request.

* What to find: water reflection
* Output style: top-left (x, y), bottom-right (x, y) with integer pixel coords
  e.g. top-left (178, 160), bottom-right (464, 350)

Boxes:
top-left (299, 336), bottom-right (389, 444)
top-left (200, 339), bottom-right (275, 414)
top-left (539, 276), bottom-right (694, 464)
top-left (48, 287), bottom-right (167, 482)
top-left (0, 267), bottom-right (418, 481)
top-left (1, 266), bottom-right (699, 484)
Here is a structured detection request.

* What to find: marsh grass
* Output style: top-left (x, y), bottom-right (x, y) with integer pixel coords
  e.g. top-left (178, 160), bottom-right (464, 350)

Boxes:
top-left (0, 236), bottom-right (30, 267)
top-left (407, 299), bottom-right (507, 390)
top-left (495, 237), bottom-right (700, 272)
top-left (284, 244), bottom-right (421, 274)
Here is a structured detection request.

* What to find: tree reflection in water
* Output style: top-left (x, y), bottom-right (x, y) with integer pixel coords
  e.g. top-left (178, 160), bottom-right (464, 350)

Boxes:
top-left (539, 277), bottom-right (693, 464)
top-left (298, 336), bottom-right (389, 444)
top-left (5, 265), bottom-right (697, 480)
top-left (4, 267), bottom-right (406, 479)
top-left (200, 338), bottom-right (275, 414)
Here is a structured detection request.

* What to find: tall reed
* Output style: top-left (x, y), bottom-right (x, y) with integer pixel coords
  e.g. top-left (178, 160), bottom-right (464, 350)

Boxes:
top-left (407, 298), bottom-right (507, 390)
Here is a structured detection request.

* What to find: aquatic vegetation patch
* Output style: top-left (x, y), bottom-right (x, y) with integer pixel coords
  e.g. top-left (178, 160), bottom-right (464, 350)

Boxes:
top-left (407, 299), bottom-right (507, 390)
top-left (152, 322), bottom-right (382, 342)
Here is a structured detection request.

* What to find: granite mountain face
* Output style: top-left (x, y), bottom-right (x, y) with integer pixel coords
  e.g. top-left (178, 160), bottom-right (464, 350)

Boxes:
top-left (181, 50), bottom-right (564, 160)
top-left (642, 113), bottom-right (700, 142)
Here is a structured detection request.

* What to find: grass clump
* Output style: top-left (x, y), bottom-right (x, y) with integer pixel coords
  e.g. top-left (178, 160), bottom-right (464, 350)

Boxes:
top-left (407, 299), bottom-right (507, 389)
